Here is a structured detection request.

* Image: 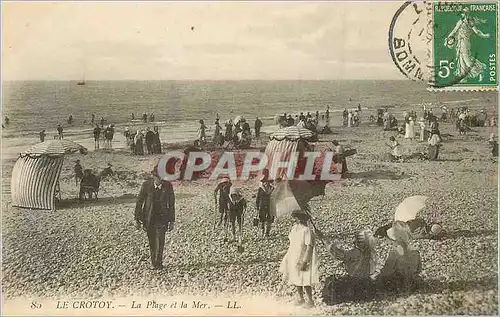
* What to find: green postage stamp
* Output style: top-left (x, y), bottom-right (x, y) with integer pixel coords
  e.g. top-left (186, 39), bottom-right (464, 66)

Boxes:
top-left (429, 1), bottom-right (498, 91)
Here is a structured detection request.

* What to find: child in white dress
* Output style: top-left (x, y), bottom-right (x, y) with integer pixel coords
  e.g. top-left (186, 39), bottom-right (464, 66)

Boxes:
top-left (279, 210), bottom-right (319, 308)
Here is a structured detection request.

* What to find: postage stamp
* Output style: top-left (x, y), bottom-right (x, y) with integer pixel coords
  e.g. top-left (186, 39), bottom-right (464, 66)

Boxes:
top-left (428, 1), bottom-right (498, 90)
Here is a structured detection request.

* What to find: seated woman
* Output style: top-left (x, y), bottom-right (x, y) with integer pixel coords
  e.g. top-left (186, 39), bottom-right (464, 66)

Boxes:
top-left (79, 169), bottom-right (100, 200)
top-left (388, 136), bottom-right (403, 162)
top-left (376, 221), bottom-right (422, 293)
top-left (318, 229), bottom-right (378, 304)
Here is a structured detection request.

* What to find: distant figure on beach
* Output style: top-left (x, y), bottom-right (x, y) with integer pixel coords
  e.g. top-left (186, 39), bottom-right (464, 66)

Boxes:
top-left (388, 136), bottom-right (403, 162)
top-left (254, 117), bottom-right (262, 138)
top-left (153, 126), bottom-right (162, 154)
top-left (135, 166), bottom-right (176, 270)
top-left (134, 130), bottom-right (144, 155)
top-left (74, 160), bottom-right (83, 186)
top-left (489, 134), bottom-right (498, 157)
top-left (150, 113), bottom-right (155, 122)
top-left (198, 120), bottom-right (207, 146)
top-left (39, 130), bottom-right (46, 142)
top-left (104, 125), bottom-right (114, 149)
top-left (93, 125), bottom-right (101, 150)
top-left (242, 119), bottom-right (251, 137)
top-left (68, 115), bottom-right (73, 125)
top-left (405, 118), bottom-right (415, 140)
top-left (358, 103), bottom-right (362, 112)
top-left (216, 113), bottom-right (220, 121)
top-left (131, 113), bottom-right (135, 120)
top-left (347, 112), bottom-right (353, 128)
top-left (315, 111), bottom-right (319, 122)
top-left (145, 127), bottom-right (155, 154)
top-left (142, 113), bottom-right (148, 123)
top-left (100, 163), bottom-right (114, 178)
top-left (214, 119), bottom-right (221, 139)
top-left (224, 120), bottom-right (233, 142)
top-left (57, 125), bottom-right (64, 139)
top-left (428, 130), bottom-right (441, 161)
top-left (4, 116), bottom-right (10, 126)
top-left (332, 140), bottom-right (347, 176)
top-left (100, 117), bottom-right (105, 127)
top-left (91, 114), bottom-right (95, 125)
top-left (286, 115), bottom-right (295, 127)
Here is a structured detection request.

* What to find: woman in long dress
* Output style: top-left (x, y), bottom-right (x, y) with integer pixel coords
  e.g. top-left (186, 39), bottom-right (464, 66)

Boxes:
top-left (134, 130), bottom-right (144, 155)
top-left (405, 117), bottom-right (415, 140)
top-left (445, 10), bottom-right (490, 82)
top-left (279, 210), bottom-right (319, 308)
top-left (428, 130), bottom-right (441, 160)
top-left (318, 229), bottom-right (378, 304)
top-left (377, 221), bottom-right (422, 292)
top-left (418, 118), bottom-right (426, 141)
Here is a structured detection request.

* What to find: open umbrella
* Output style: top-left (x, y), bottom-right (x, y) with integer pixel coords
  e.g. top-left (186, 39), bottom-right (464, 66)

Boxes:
top-left (234, 116), bottom-right (244, 125)
top-left (271, 180), bottom-right (327, 218)
top-left (394, 195), bottom-right (428, 222)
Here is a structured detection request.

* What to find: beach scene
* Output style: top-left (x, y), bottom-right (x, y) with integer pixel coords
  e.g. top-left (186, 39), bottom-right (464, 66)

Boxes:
top-left (2, 1), bottom-right (498, 316)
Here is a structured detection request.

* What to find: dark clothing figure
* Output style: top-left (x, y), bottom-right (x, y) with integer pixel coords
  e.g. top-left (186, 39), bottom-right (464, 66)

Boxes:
top-left (150, 113), bottom-right (155, 122)
top-left (100, 117), bottom-right (105, 127)
top-left (490, 141), bottom-right (498, 157)
top-left (135, 178), bottom-right (175, 269)
top-left (91, 114), bottom-right (95, 125)
top-left (135, 136), bottom-right (144, 155)
top-left (79, 170), bottom-right (100, 200)
top-left (225, 123), bottom-right (233, 142)
top-left (242, 122), bottom-right (251, 136)
top-left (68, 115), bottom-right (73, 125)
top-left (153, 131), bottom-right (162, 154)
top-left (39, 130), bottom-right (46, 142)
top-left (254, 118), bottom-right (262, 138)
top-left (100, 165), bottom-right (114, 178)
top-left (104, 126), bottom-right (114, 149)
top-left (256, 181), bottom-right (274, 236)
top-left (142, 113), bottom-right (148, 123)
top-left (93, 126), bottom-right (101, 149)
top-left (145, 130), bottom-right (155, 154)
top-left (57, 125), bottom-right (64, 139)
top-left (286, 116), bottom-right (295, 127)
top-left (5, 116), bottom-right (10, 125)
top-left (214, 180), bottom-right (232, 226)
top-left (74, 162), bottom-right (83, 185)
top-left (228, 195), bottom-right (247, 239)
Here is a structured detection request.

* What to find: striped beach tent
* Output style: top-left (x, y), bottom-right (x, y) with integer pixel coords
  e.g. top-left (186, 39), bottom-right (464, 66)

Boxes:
top-left (11, 139), bottom-right (87, 210)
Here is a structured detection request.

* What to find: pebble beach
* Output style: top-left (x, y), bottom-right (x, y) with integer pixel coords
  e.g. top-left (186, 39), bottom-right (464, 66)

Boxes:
top-left (2, 106), bottom-right (498, 315)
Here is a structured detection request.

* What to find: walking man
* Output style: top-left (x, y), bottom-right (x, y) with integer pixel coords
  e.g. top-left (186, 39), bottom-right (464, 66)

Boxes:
top-left (135, 166), bottom-right (175, 270)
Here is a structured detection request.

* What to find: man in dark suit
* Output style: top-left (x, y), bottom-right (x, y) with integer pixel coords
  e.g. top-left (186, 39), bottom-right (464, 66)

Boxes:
top-left (135, 167), bottom-right (175, 270)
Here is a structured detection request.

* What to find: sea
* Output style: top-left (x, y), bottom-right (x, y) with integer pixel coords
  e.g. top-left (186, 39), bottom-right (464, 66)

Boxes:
top-left (1, 80), bottom-right (497, 147)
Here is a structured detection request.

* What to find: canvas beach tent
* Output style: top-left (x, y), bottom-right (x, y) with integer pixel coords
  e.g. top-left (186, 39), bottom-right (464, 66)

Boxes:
top-left (11, 139), bottom-right (87, 210)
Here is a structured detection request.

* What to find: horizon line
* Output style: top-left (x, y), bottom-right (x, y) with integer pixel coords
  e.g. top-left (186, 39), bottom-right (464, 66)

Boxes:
top-left (2, 78), bottom-right (409, 82)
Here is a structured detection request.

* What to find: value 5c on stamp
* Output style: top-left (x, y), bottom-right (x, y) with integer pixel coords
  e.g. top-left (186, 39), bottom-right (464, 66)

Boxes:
top-left (428, 1), bottom-right (498, 90)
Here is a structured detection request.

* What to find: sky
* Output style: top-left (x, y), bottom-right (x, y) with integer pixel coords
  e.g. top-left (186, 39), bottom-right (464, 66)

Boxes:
top-left (2, 1), bottom-right (405, 80)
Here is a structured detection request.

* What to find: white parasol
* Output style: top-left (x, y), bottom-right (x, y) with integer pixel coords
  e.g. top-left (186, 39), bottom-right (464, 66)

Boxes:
top-left (234, 116), bottom-right (244, 125)
top-left (394, 195), bottom-right (428, 222)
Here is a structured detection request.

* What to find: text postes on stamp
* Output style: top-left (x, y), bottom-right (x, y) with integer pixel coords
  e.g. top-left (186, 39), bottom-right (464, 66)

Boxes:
top-left (428, 1), bottom-right (498, 91)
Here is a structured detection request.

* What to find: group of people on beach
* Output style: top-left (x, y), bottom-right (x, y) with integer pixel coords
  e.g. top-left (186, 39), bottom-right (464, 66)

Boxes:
top-left (126, 126), bottom-right (162, 155)
top-left (195, 113), bottom-right (263, 150)
top-left (131, 113), bottom-right (156, 123)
